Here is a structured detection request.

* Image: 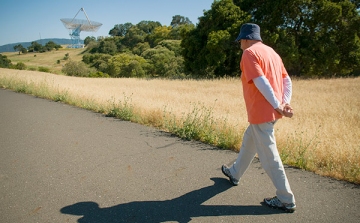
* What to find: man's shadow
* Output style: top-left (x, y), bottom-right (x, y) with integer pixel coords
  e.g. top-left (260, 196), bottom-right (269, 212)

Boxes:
top-left (60, 177), bottom-right (280, 223)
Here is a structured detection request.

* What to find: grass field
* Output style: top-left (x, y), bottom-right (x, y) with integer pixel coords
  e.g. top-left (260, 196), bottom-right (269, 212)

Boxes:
top-left (1, 49), bottom-right (359, 184)
top-left (3, 47), bottom-right (84, 74)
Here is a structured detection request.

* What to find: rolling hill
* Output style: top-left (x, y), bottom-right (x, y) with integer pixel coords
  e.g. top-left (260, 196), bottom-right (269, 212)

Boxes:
top-left (0, 38), bottom-right (84, 53)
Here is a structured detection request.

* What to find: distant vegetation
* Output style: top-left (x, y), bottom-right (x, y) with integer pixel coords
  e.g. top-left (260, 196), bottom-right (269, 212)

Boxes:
top-left (13, 41), bottom-right (62, 55)
top-left (0, 40), bottom-right (62, 72)
top-left (1, 0), bottom-right (360, 78)
top-left (0, 38), bottom-right (77, 53)
top-left (80, 17), bottom-right (191, 79)
top-left (0, 54), bottom-right (12, 68)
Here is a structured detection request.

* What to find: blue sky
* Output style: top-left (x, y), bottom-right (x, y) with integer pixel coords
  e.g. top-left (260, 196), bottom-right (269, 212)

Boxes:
top-left (0, 0), bottom-right (215, 46)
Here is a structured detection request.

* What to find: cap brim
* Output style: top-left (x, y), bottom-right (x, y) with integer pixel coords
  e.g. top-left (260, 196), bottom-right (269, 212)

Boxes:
top-left (235, 35), bottom-right (241, 42)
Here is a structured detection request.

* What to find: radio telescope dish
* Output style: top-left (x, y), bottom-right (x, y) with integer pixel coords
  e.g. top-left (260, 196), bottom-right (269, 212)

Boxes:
top-left (61, 8), bottom-right (102, 48)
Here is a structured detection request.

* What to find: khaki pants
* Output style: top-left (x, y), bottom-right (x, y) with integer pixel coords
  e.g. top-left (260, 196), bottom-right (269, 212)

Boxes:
top-left (229, 121), bottom-right (295, 204)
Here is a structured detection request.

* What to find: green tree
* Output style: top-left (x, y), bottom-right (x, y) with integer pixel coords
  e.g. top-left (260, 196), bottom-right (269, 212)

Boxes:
top-left (27, 41), bottom-right (44, 52)
top-left (21, 47), bottom-right (28, 54)
top-left (170, 15), bottom-right (193, 28)
top-left (235, 0), bottom-right (360, 77)
top-left (82, 53), bottom-right (111, 74)
top-left (146, 26), bottom-right (172, 47)
top-left (13, 44), bottom-right (25, 55)
top-left (167, 22), bottom-right (195, 40)
top-left (107, 53), bottom-right (148, 77)
top-left (132, 42), bottom-right (151, 56)
top-left (158, 40), bottom-right (182, 56)
top-left (181, 0), bottom-right (250, 77)
top-left (109, 23), bottom-right (134, 36)
top-left (136, 20), bottom-right (162, 34)
top-left (98, 39), bottom-right (118, 55)
top-left (142, 45), bottom-right (184, 77)
top-left (122, 26), bottom-right (147, 49)
top-left (84, 36), bottom-right (96, 46)
top-left (86, 36), bottom-right (125, 55)
top-left (85, 40), bottom-right (100, 53)
top-left (45, 41), bottom-right (61, 51)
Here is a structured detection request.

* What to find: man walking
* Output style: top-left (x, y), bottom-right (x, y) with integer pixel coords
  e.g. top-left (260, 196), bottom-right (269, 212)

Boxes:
top-left (221, 23), bottom-right (296, 212)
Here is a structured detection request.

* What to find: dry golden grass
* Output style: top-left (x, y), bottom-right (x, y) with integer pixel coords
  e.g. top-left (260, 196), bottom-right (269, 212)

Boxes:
top-left (277, 78), bottom-right (360, 182)
top-left (0, 68), bottom-right (359, 184)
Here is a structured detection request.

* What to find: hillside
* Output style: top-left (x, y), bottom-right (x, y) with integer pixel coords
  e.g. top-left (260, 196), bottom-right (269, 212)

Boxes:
top-left (0, 38), bottom-right (84, 53)
top-left (2, 47), bottom-right (85, 74)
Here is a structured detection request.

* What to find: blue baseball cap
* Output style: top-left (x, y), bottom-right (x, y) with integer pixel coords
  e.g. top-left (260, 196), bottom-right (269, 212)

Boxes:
top-left (235, 23), bottom-right (262, 42)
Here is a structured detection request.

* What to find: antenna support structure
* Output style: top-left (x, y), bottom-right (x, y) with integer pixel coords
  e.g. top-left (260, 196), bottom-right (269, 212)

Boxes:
top-left (60, 8), bottom-right (102, 48)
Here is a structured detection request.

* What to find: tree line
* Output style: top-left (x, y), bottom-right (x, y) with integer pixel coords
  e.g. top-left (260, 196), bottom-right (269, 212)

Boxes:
top-left (3, 0), bottom-right (360, 78)
top-left (79, 17), bottom-right (193, 78)
top-left (80, 0), bottom-right (360, 78)
top-left (232, 0), bottom-right (360, 77)
top-left (13, 41), bottom-right (62, 54)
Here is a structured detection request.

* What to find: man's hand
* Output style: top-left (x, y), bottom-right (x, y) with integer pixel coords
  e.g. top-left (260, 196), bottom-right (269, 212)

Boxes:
top-left (283, 104), bottom-right (294, 118)
top-left (275, 104), bottom-right (294, 118)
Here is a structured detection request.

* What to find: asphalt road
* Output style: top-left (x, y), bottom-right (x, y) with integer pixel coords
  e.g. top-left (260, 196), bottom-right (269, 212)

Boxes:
top-left (0, 88), bottom-right (359, 223)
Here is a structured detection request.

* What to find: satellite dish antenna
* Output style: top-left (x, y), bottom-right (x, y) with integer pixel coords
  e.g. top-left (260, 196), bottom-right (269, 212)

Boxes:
top-left (60, 8), bottom-right (102, 48)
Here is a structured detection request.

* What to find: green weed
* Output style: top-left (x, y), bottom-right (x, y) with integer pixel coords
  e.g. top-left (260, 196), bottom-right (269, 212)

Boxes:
top-left (53, 92), bottom-right (69, 102)
top-left (106, 94), bottom-right (134, 121)
top-left (279, 128), bottom-right (320, 170)
top-left (163, 102), bottom-right (242, 149)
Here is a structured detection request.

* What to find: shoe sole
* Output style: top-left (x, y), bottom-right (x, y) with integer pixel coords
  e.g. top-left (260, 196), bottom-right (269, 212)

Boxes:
top-left (221, 165), bottom-right (238, 186)
top-left (263, 200), bottom-right (296, 213)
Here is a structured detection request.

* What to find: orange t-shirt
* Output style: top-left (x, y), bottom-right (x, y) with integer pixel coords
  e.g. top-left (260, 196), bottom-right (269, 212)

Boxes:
top-left (240, 42), bottom-right (288, 124)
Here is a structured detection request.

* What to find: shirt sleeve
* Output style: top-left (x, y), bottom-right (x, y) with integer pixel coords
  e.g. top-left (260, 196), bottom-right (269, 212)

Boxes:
top-left (282, 75), bottom-right (292, 104)
top-left (241, 50), bottom-right (265, 83)
top-left (253, 76), bottom-right (281, 109)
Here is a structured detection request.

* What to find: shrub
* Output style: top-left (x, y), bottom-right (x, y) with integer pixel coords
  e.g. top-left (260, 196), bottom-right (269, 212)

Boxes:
top-left (62, 60), bottom-right (96, 77)
top-left (14, 62), bottom-right (26, 70)
top-left (38, 66), bottom-right (50, 73)
top-left (64, 53), bottom-right (69, 60)
top-left (0, 54), bottom-right (12, 68)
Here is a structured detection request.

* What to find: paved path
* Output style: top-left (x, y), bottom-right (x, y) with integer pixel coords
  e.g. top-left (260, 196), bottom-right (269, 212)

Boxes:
top-left (0, 89), bottom-right (359, 223)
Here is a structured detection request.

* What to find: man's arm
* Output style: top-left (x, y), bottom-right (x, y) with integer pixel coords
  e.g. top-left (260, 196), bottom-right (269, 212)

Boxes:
top-left (253, 75), bottom-right (293, 117)
top-left (253, 76), bottom-right (280, 108)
